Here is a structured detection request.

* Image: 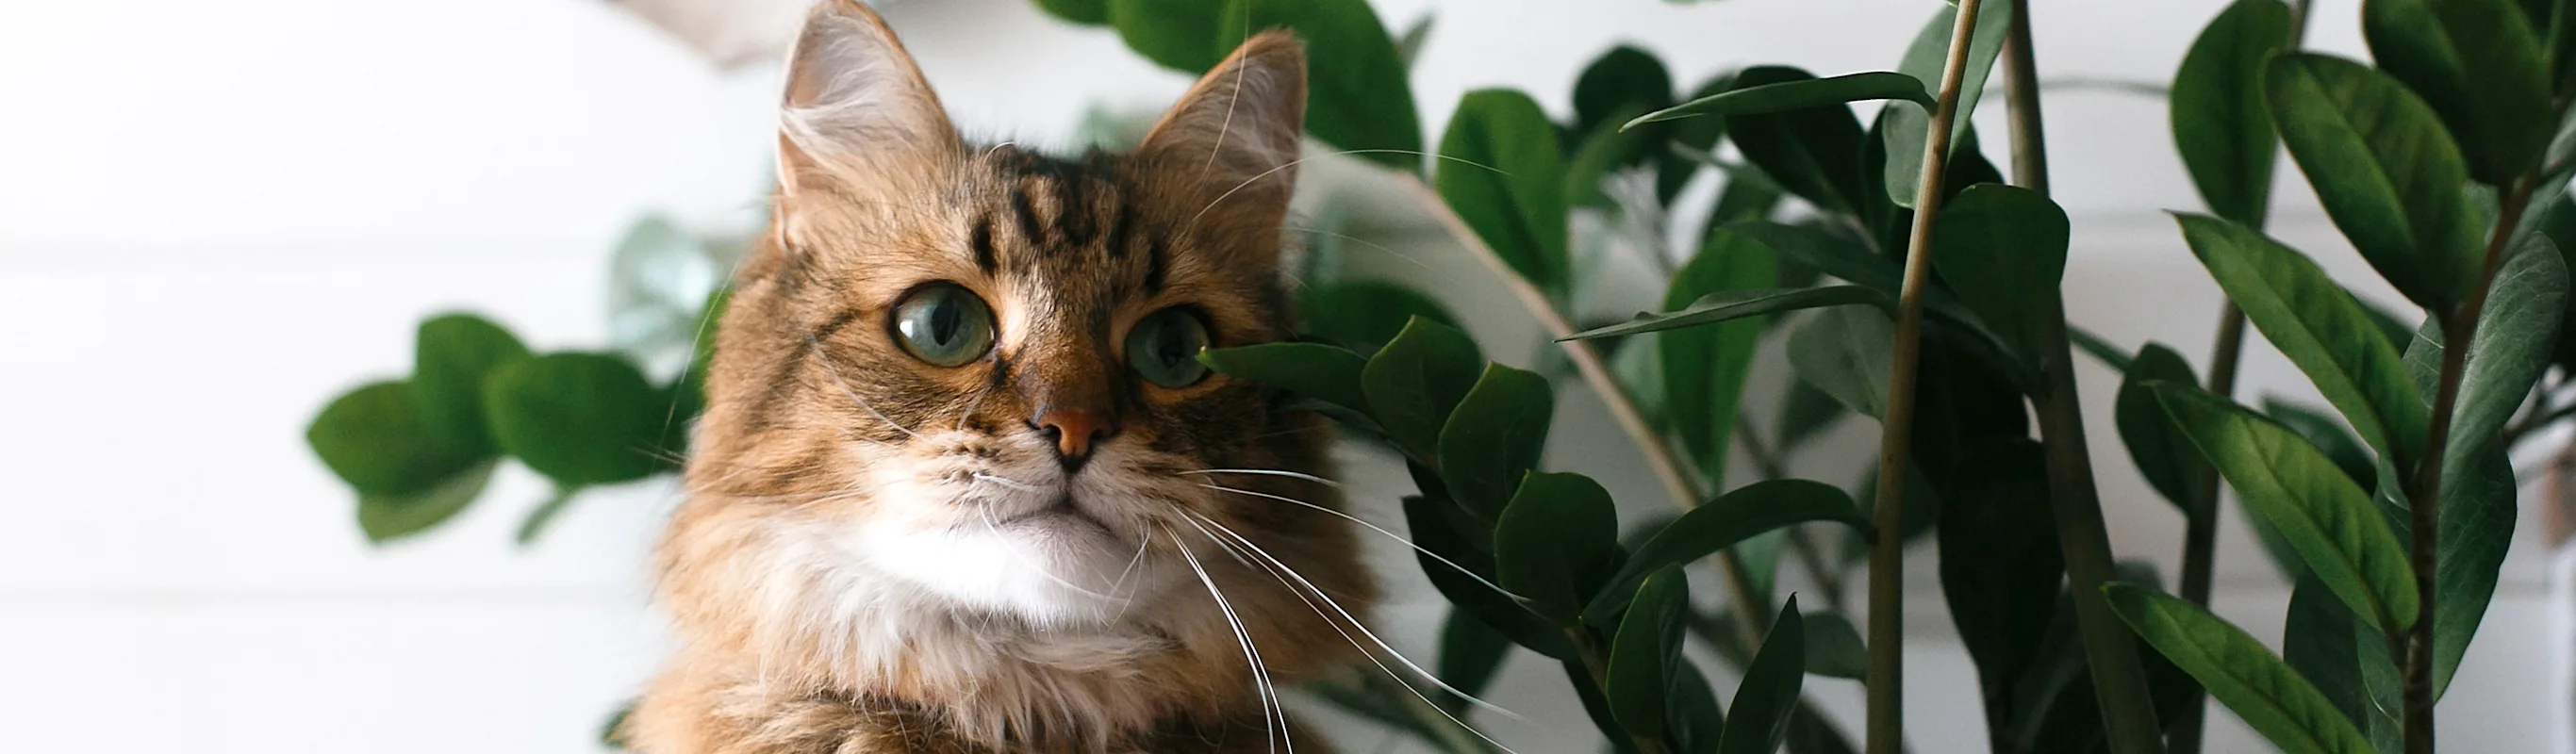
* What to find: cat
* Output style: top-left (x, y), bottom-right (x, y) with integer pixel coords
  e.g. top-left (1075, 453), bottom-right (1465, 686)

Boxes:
top-left (624, 2), bottom-right (1373, 752)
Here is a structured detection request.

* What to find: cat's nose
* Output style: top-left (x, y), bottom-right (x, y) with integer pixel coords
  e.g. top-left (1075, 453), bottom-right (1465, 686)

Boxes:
top-left (1031, 408), bottom-right (1115, 468)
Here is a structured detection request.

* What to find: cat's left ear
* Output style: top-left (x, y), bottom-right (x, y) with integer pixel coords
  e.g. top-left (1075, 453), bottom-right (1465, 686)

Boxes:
top-left (1133, 31), bottom-right (1307, 222)
top-left (773, 0), bottom-right (960, 201)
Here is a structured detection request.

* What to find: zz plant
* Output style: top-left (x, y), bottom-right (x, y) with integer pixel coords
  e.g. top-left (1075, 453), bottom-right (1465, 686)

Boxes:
top-left (304, 0), bottom-right (2576, 752)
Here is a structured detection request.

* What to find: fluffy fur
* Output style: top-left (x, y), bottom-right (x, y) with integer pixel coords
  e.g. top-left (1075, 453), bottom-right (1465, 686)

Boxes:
top-left (626, 3), bottom-right (1371, 752)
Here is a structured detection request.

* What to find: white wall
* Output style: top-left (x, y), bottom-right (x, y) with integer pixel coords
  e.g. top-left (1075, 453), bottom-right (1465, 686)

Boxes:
top-left (0, 0), bottom-right (2565, 751)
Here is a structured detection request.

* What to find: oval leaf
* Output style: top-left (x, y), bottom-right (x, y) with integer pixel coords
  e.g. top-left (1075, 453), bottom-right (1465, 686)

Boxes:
top-left (1403, 495), bottom-right (1575, 659)
top-left (1606, 565), bottom-right (1691, 738)
top-left (2362, 0), bottom-right (2554, 185)
top-left (483, 352), bottom-right (669, 485)
top-left (1437, 89), bottom-right (1568, 293)
top-left (1438, 364), bottom-right (1556, 521)
top-left (1726, 67), bottom-right (1873, 215)
top-left (1106, 0), bottom-right (1227, 72)
top-left (1299, 281), bottom-right (1457, 353)
top-left (1715, 596), bottom-right (1806, 754)
top-left (414, 313), bottom-right (532, 456)
top-left (1201, 342), bottom-right (1370, 414)
top-left (308, 381), bottom-right (486, 497)
top-left (1801, 611), bottom-right (1869, 680)
top-left (2171, 213), bottom-right (2430, 462)
top-left (1587, 479), bottom-right (1872, 619)
top-left (1361, 318), bottom-right (1485, 457)
top-left (1929, 183), bottom-right (2071, 358)
top-left (2266, 53), bottom-right (2485, 314)
top-left (1493, 471), bottom-right (1621, 623)
top-left (1658, 229), bottom-right (1776, 483)
top-left (1219, 0), bottom-right (1424, 171)
top-left (2171, 0), bottom-right (2294, 224)
top-left (2152, 385), bottom-right (2419, 631)
top-left (355, 458), bottom-right (498, 545)
top-left (1435, 608), bottom-right (1513, 712)
top-left (2116, 343), bottom-right (2213, 511)
top-left (1626, 72), bottom-right (1931, 129)
top-left (1789, 304), bottom-right (1895, 419)
top-left (1882, 1), bottom-right (2014, 208)
top-left (2105, 584), bottom-right (2379, 754)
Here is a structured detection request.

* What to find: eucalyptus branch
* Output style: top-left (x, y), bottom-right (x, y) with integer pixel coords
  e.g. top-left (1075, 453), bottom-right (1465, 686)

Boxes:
top-left (2405, 173), bottom-right (2537, 754)
top-left (1396, 173), bottom-right (1773, 649)
top-left (1866, 1), bottom-right (1988, 750)
top-left (1999, 2), bottom-right (2166, 752)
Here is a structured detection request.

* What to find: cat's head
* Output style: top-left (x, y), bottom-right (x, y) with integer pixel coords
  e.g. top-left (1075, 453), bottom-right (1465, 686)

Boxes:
top-left (683, 0), bottom-right (1334, 631)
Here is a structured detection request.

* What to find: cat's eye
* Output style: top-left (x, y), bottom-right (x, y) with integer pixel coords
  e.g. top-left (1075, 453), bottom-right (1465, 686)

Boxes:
top-left (890, 284), bottom-right (997, 368)
top-left (1125, 308), bottom-right (1211, 388)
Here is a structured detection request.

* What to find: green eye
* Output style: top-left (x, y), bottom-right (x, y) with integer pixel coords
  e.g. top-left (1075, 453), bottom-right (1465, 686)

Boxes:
top-left (1126, 307), bottom-right (1211, 387)
top-left (891, 284), bottom-right (996, 368)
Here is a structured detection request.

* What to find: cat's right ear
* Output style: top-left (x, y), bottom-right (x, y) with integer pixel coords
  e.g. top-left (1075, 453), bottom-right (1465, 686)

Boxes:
top-left (773, 0), bottom-right (960, 204)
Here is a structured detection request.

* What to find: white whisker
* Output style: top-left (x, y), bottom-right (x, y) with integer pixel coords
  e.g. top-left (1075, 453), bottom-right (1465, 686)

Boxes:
top-left (970, 472), bottom-right (1045, 493)
top-left (1181, 511), bottom-right (1529, 728)
top-left (1181, 468), bottom-right (1344, 487)
top-left (1167, 527), bottom-right (1287, 754)
top-left (1188, 149), bottom-right (1511, 232)
top-left (1197, 483), bottom-right (1526, 600)
top-left (803, 334), bottom-right (920, 439)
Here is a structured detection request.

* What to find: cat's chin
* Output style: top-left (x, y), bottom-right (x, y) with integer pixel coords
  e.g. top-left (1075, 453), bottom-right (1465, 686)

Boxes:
top-left (855, 510), bottom-right (1172, 629)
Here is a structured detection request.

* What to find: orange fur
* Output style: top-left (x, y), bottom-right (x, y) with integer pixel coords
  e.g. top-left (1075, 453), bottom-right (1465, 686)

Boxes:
top-left (626, 3), bottom-right (1369, 752)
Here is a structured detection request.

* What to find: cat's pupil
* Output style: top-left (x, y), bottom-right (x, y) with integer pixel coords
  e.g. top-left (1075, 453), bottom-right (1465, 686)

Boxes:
top-left (927, 301), bottom-right (961, 346)
top-left (1152, 326), bottom-right (1184, 367)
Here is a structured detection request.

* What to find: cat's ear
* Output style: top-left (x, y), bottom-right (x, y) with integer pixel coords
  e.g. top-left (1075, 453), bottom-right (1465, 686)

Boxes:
top-left (1133, 31), bottom-right (1307, 213)
top-left (773, 0), bottom-right (960, 201)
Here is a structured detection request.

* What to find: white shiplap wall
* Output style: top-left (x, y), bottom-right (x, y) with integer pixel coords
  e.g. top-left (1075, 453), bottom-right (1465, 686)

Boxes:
top-left (1, 0), bottom-right (2567, 751)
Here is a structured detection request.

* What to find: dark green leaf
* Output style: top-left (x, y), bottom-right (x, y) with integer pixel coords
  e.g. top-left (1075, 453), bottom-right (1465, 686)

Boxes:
top-left (1202, 341), bottom-right (1371, 414)
top-left (1574, 45), bottom-right (1675, 162)
top-left (308, 381), bottom-right (485, 496)
top-left (1789, 305), bottom-right (1894, 418)
top-left (1361, 318), bottom-right (1485, 457)
top-left (1033, 0), bottom-right (1109, 25)
top-left (1929, 183), bottom-right (2071, 357)
top-left (2363, 0), bottom-right (2554, 185)
top-left (2117, 343), bottom-right (2214, 510)
top-left (2446, 236), bottom-right (2567, 458)
top-left (2261, 398), bottom-right (2379, 488)
top-left (1657, 229), bottom-right (1776, 483)
top-left (355, 458), bottom-right (497, 545)
top-left (1627, 72), bottom-right (1930, 129)
top-left (2105, 584), bottom-right (2378, 754)
top-left (1883, 1), bottom-right (2014, 208)
top-left (1395, 13), bottom-right (1432, 69)
top-left (2171, 213), bottom-right (2431, 461)
top-left (2266, 53), bottom-right (2485, 314)
top-left (1669, 661), bottom-right (1727, 754)
top-left (1435, 608), bottom-right (1512, 712)
top-left (1715, 596), bottom-right (1806, 754)
top-left (1493, 471), bottom-right (1621, 623)
top-left (1658, 74), bottom-right (1738, 203)
top-left (412, 313), bottom-right (530, 456)
top-left (2282, 575), bottom-right (2404, 750)
top-left (1587, 479), bottom-right (1871, 619)
top-left (1801, 611), bottom-right (1868, 680)
top-left (1299, 281), bottom-right (1457, 353)
top-left (1106, 0), bottom-right (1226, 72)
top-left (1403, 494), bottom-right (1574, 658)
top-left (2395, 319), bottom-right (2532, 697)
top-left (1606, 566), bottom-right (1690, 738)
top-left (483, 353), bottom-right (669, 485)
top-left (1219, 0), bottom-right (1424, 171)
top-left (1439, 89), bottom-right (1567, 291)
top-left (1564, 657), bottom-right (1641, 753)
top-left (2172, 0), bottom-right (2295, 225)
top-left (1726, 67), bottom-right (1872, 215)
top-left (1438, 364), bottom-right (1556, 521)
top-left (1564, 110), bottom-right (1642, 209)
top-left (1566, 286), bottom-right (1890, 341)
top-left (2153, 385), bottom-right (2419, 631)
top-left (1707, 162), bottom-right (1788, 227)
top-left (1937, 438), bottom-right (2065, 707)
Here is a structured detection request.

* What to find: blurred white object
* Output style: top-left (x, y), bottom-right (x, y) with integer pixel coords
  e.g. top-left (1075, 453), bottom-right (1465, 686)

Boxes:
top-left (611, 0), bottom-right (859, 69)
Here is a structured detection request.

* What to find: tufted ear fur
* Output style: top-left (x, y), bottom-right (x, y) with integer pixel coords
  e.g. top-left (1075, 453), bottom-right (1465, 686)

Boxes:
top-left (1132, 32), bottom-right (1308, 226)
top-left (773, 0), bottom-right (960, 203)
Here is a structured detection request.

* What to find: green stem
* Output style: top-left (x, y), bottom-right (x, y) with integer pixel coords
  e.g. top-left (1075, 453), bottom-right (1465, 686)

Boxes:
top-left (1868, 1), bottom-right (1990, 750)
top-left (1999, 3), bottom-right (2165, 753)
top-left (1739, 418), bottom-right (1853, 615)
top-left (2404, 174), bottom-right (2536, 754)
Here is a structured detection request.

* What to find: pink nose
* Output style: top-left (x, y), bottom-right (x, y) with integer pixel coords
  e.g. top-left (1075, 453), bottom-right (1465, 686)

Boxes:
top-left (1032, 408), bottom-right (1114, 464)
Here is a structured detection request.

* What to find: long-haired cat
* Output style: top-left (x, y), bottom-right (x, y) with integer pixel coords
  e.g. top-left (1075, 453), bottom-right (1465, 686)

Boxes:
top-left (625, 2), bottom-right (1372, 751)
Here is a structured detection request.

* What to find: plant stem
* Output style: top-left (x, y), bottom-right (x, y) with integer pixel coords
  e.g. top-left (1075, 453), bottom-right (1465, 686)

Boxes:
top-left (1999, 3), bottom-right (2166, 753)
top-left (1868, 1), bottom-right (1988, 750)
top-left (2404, 174), bottom-right (2535, 754)
top-left (1398, 173), bottom-right (1774, 649)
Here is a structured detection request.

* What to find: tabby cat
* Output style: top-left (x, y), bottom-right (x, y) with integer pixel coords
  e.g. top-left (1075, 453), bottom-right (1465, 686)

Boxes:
top-left (625, 2), bottom-right (1372, 752)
